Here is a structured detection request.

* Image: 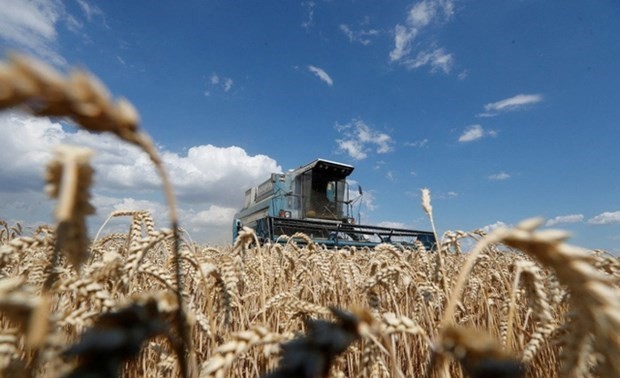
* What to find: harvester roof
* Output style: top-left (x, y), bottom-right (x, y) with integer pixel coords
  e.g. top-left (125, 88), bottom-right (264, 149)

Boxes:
top-left (293, 158), bottom-right (354, 180)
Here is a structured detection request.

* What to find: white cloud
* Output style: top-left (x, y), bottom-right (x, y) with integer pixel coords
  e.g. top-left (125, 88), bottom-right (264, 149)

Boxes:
top-left (378, 221), bottom-right (407, 229)
top-left (0, 0), bottom-right (102, 66)
top-left (480, 94), bottom-right (543, 116)
top-left (223, 78), bottom-right (234, 92)
top-left (96, 196), bottom-right (169, 221)
top-left (340, 24), bottom-right (380, 45)
top-left (0, 112), bottom-right (281, 244)
top-left (183, 205), bottom-right (237, 228)
top-left (340, 24), bottom-right (354, 41)
top-left (405, 138), bottom-right (429, 148)
top-left (344, 183), bottom-right (377, 224)
top-left (545, 214), bottom-right (584, 227)
top-left (0, 190), bottom-right (52, 228)
top-left (308, 65), bottom-right (333, 86)
top-left (433, 191), bottom-right (459, 199)
top-left (360, 190), bottom-right (377, 212)
top-left (458, 125), bottom-right (496, 142)
top-left (76, 0), bottom-right (104, 22)
top-left (588, 211), bottom-right (620, 225)
top-left (389, 0), bottom-right (455, 73)
top-left (90, 196), bottom-right (238, 244)
top-left (0, 0), bottom-right (68, 65)
top-left (403, 47), bottom-right (453, 73)
top-left (335, 119), bottom-right (394, 160)
top-left (408, 0), bottom-right (454, 28)
top-left (390, 24), bottom-right (416, 61)
top-left (0, 113), bottom-right (62, 189)
top-left (480, 221), bottom-right (509, 234)
top-left (337, 140), bottom-right (366, 160)
top-left (301, 1), bottom-right (315, 31)
top-left (166, 144), bottom-right (280, 204)
top-left (207, 73), bottom-right (234, 94)
top-left (408, 1), bottom-right (435, 28)
top-left (488, 172), bottom-right (511, 181)
top-left (347, 180), bottom-right (377, 216)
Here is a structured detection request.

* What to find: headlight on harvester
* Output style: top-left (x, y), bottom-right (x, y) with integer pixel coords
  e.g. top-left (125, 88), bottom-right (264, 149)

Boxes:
top-left (279, 210), bottom-right (292, 218)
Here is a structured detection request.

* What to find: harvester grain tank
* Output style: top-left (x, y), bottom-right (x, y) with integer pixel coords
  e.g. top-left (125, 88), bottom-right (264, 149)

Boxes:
top-left (233, 159), bottom-right (436, 249)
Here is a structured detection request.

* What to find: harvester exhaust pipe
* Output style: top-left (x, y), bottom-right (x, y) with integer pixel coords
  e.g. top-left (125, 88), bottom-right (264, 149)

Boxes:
top-left (357, 185), bottom-right (363, 225)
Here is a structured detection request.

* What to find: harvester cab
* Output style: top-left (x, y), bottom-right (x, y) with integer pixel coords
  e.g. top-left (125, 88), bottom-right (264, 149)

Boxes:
top-left (233, 159), bottom-right (436, 250)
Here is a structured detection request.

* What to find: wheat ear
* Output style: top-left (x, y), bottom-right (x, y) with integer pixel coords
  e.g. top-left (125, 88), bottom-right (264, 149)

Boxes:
top-left (421, 188), bottom-right (447, 295)
top-left (44, 145), bottom-right (94, 274)
top-left (511, 260), bottom-right (554, 363)
top-left (0, 52), bottom-right (191, 376)
top-left (496, 218), bottom-right (620, 377)
top-left (199, 327), bottom-right (289, 378)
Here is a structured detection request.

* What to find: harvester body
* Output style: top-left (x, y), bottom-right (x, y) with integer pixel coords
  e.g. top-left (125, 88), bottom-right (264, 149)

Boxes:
top-left (233, 159), bottom-right (436, 250)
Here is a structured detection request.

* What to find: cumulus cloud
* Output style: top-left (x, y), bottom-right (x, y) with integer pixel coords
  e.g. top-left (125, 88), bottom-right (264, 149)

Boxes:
top-left (389, 0), bottom-right (455, 73)
top-left (588, 211), bottom-right (620, 225)
top-left (0, 113), bottom-right (63, 190)
top-left (335, 119), bottom-right (394, 160)
top-left (165, 145), bottom-right (280, 205)
top-left (480, 221), bottom-right (509, 234)
top-left (0, 112), bottom-right (281, 243)
top-left (458, 125), bottom-right (496, 142)
top-left (545, 214), bottom-right (584, 227)
top-left (183, 205), bottom-right (238, 228)
top-left (94, 196), bottom-right (169, 223)
top-left (308, 65), bottom-right (333, 86)
top-left (479, 94), bottom-right (543, 117)
top-left (488, 172), bottom-right (511, 181)
top-left (337, 140), bottom-right (366, 160)
top-left (0, 190), bottom-right (51, 226)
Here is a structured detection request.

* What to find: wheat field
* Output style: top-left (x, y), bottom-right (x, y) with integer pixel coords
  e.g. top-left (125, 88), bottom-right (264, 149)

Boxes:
top-left (0, 53), bottom-right (618, 378)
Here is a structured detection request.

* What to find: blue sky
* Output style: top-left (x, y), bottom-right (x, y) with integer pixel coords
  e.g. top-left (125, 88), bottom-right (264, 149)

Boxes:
top-left (0, 0), bottom-right (619, 252)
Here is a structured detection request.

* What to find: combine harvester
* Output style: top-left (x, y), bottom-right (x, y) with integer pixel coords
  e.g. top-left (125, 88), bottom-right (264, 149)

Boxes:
top-left (233, 159), bottom-right (436, 250)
